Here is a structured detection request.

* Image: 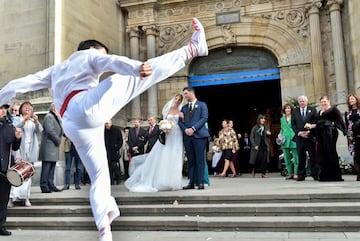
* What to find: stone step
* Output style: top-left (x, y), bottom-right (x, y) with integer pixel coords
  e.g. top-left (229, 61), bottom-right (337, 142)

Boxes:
top-left (6, 216), bottom-right (360, 232)
top-left (7, 202), bottom-right (360, 217)
top-left (23, 192), bottom-right (360, 206)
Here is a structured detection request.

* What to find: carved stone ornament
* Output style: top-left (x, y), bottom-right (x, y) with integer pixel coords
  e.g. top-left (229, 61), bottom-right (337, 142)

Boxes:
top-left (221, 24), bottom-right (237, 45)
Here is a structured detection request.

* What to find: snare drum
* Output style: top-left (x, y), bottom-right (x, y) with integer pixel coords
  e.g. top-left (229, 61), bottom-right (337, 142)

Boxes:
top-left (6, 161), bottom-right (35, 187)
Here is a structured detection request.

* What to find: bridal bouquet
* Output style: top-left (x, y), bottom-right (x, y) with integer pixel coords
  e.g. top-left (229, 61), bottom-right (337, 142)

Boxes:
top-left (159, 119), bottom-right (174, 133)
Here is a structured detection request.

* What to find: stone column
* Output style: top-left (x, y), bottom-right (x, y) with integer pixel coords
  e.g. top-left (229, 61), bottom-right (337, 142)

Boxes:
top-left (307, 1), bottom-right (326, 100)
top-left (327, 0), bottom-right (348, 109)
top-left (145, 25), bottom-right (158, 117)
top-left (128, 27), bottom-right (141, 118)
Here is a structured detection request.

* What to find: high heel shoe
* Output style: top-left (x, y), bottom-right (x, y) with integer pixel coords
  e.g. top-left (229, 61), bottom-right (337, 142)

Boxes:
top-left (231, 174), bottom-right (237, 178)
top-left (219, 173), bottom-right (226, 177)
top-left (251, 169), bottom-right (255, 177)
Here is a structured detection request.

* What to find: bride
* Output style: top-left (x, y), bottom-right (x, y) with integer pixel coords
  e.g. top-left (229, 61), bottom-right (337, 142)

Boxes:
top-left (125, 93), bottom-right (185, 192)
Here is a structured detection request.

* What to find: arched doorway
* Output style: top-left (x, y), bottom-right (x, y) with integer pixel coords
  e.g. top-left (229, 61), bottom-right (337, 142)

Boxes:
top-left (189, 47), bottom-right (282, 171)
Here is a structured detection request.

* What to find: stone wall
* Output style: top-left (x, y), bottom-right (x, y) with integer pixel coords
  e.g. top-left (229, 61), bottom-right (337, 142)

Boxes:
top-left (348, 0), bottom-right (360, 93)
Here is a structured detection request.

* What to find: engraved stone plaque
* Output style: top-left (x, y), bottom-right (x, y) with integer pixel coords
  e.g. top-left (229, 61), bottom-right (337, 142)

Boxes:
top-left (216, 11), bottom-right (240, 25)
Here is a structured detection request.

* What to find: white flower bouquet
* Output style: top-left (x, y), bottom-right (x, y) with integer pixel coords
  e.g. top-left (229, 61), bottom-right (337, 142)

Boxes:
top-left (159, 119), bottom-right (174, 133)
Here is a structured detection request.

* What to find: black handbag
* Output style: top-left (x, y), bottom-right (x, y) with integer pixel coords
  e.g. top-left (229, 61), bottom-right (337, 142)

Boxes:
top-left (158, 131), bottom-right (166, 145)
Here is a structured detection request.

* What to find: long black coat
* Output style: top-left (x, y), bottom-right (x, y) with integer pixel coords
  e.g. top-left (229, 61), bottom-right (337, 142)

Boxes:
top-left (105, 126), bottom-right (123, 161)
top-left (249, 124), bottom-right (269, 165)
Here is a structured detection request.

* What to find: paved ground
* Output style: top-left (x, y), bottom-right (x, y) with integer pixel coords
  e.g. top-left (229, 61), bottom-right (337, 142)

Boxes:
top-left (4, 173), bottom-right (360, 241)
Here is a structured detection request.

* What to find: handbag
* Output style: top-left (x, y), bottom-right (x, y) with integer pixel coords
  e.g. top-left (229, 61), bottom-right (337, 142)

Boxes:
top-left (158, 131), bottom-right (166, 145)
top-left (276, 133), bottom-right (286, 145)
top-left (206, 151), bottom-right (214, 161)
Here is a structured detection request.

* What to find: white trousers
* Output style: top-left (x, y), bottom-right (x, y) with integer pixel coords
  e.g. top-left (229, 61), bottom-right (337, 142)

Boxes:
top-left (62, 47), bottom-right (187, 230)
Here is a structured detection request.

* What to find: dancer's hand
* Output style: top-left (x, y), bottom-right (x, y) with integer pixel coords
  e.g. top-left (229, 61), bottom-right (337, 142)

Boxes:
top-left (140, 61), bottom-right (152, 79)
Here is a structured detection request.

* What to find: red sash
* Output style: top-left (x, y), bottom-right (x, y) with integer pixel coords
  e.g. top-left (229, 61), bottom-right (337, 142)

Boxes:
top-left (60, 90), bottom-right (85, 117)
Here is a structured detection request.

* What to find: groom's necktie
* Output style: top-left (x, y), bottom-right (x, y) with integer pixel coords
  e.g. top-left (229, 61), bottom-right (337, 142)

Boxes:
top-left (189, 103), bottom-right (193, 112)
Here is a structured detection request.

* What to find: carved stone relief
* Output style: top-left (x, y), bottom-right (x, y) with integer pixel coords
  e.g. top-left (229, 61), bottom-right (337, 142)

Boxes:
top-left (158, 23), bottom-right (191, 55)
top-left (258, 9), bottom-right (308, 38)
top-left (221, 24), bottom-right (237, 46)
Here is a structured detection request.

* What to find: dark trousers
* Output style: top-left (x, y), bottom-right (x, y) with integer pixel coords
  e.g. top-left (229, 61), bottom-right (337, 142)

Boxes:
top-left (296, 139), bottom-right (318, 178)
top-left (123, 160), bottom-right (129, 180)
top-left (108, 160), bottom-right (121, 184)
top-left (65, 151), bottom-right (82, 186)
top-left (184, 137), bottom-right (207, 185)
top-left (40, 161), bottom-right (56, 192)
top-left (0, 174), bottom-right (11, 227)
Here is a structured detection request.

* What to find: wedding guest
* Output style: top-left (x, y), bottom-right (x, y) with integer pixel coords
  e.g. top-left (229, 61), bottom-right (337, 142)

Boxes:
top-left (314, 95), bottom-right (346, 181)
top-left (218, 119), bottom-right (239, 177)
top-left (345, 93), bottom-right (360, 181)
top-left (39, 103), bottom-right (63, 193)
top-left (279, 104), bottom-right (299, 180)
top-left (105, 120), bottom-right (123, 185)
top-left (291, 95), bottom-right (318, 181)
top-left (63, 136), bottom-right (83, 190)
top-left (146, 115), bottom-right (160, 153)
top-left (249, 114), bottom-right (271, 178)
top-left (239, 132), bottom-right (251, 173)
top-left (128, 118), bottom-right (148, 158)
top-left (120, 127), bottom-right (130, 180)
top-left (9, 101), bottom-right (42, 207)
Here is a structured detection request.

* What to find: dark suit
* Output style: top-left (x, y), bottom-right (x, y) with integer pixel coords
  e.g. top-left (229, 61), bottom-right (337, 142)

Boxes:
top-left (179, 101), bottom-right (210, 186)
top-left (291, 106), bottom-right (318, 179)
top-left (146, 124), bottom-right (160, 153)
top-left (128, 127), bottom-right (148, 157)
top-left (105, 125), bottom-right (123, 184)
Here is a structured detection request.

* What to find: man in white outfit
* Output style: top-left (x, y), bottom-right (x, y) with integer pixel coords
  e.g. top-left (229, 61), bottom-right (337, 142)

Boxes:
top-left (0, 18), bottom-right (208, 241)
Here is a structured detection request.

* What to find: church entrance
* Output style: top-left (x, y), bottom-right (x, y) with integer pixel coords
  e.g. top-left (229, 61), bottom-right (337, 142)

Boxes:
top-left (188, 47), bottom-right (282, 171)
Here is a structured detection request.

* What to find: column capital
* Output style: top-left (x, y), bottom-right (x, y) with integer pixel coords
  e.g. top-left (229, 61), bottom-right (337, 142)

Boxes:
top-left (305, 1), bottom-right (322, 15)
top-left (143, 24), bottom-right (159, 36)
top-left (126, 27), bottom-right (140, 38)
top-left (327, 0), bottom-right (343, 12)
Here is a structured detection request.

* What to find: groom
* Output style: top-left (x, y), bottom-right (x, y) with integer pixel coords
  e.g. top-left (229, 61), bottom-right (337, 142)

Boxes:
top-left (179, 87), bottom-right (210, 190)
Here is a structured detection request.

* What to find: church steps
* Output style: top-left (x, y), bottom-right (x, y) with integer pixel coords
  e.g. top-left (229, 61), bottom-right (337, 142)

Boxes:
top-left (6, 216), bottom-right (360, 232)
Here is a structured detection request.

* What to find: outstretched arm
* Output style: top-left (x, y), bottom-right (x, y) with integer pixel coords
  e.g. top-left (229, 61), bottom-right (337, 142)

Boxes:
top-left (0, 66), bottom-right (53, 105)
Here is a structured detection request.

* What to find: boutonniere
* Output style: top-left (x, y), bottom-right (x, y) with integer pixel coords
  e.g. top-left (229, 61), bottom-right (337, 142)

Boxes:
top-left (307, 109), bottom-right (311, 113)
top-left (194, 104), bottom-right (198, 109)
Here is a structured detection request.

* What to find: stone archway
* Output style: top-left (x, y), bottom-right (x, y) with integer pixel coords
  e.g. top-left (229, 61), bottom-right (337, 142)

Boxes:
top-left (161, 16), bottom-right (312, 102)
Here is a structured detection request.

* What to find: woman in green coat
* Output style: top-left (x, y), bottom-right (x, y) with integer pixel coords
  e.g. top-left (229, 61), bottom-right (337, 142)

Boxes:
top-left (280, 104), bottom-right (299, 180)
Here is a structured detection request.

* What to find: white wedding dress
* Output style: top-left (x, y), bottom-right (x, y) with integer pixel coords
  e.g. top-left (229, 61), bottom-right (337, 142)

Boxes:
top-left (125, 114), bottom-right (185, 192)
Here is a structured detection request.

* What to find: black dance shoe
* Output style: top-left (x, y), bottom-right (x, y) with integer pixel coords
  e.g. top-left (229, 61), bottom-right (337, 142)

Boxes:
top-left (198, 184), bottom-right (205, 190)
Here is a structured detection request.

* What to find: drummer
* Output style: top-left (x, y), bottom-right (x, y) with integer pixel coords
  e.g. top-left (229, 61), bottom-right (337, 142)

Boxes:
top-left (0, 104), bottom-right (22, 236)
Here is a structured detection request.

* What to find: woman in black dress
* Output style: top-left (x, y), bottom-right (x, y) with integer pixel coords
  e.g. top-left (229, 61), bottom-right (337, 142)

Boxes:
top-left (315, 96), bottom-right (346, 181)
top-left (345, 93), bottom-right (360, 181)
